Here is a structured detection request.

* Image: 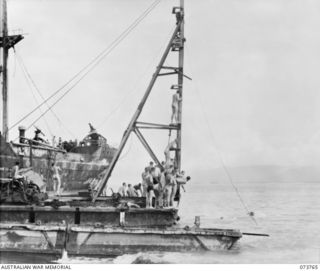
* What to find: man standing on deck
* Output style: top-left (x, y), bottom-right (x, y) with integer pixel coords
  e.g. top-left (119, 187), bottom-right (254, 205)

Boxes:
top-left (171, 90), bottom-right (182, 124)
top-left (163, 165), bottom-right (174, 207)
top-left (145, 168), bottom-right (155, 208)
top-left (154, 163), bottom-right (161, 184)
top-left (175, 171), bottom-right (191, 207)
top-left (141, 167), bottom-right (149, 196)
top-left (169, 168), bottom-right (178, 207)
top-left (51, 162), bottom-right (62, 197)
top-left (118, 182), bottom-right (128, 197)
top-left (12, 161), bottom-right (22, 180)
top-left (151, 166), bottom-right (162, 208)
top-left (133, 183), bottom-right (142, 197)
top-left (146, 161), bottom-right (154, 172)
top-left (127, 184), bottom-right (138, 197)
top-left (33, 128), bottom-right (47, 144)
top-left (157, 167), bottom-right (166, 208)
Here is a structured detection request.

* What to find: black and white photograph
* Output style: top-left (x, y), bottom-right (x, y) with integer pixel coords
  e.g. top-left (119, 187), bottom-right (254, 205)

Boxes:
top-left (0, 0), bottom-right (319, 267)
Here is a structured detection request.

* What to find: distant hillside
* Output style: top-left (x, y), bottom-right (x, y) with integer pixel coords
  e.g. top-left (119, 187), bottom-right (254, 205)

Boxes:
top-left (190, 165), bottom-right (320, 183)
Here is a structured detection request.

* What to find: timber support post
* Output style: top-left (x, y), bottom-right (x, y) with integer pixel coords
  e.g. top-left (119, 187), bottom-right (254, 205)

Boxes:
top-left (175, 0), bottom-right (185, 172)
top-left (0, 0), bottom-right (24, 141)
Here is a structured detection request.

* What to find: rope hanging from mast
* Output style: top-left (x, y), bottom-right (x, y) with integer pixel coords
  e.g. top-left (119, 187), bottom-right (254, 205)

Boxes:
top-left (15, 50), bottom-right (54, 137)
top-left (96, 25), bottom-right (176, 130)
top-left (14, 50), bottom-right (78, 138)
top-left (185, 48), bottom-right (258, 226)
top-left (197, 88), bottom-right (258, 226)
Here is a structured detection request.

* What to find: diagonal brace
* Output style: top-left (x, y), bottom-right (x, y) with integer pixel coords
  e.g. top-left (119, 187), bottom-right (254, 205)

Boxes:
top-left (134, 128), bottom-right (161, 166)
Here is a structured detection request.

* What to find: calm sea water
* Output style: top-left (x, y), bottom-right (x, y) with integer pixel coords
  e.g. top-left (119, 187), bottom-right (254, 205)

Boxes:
top-left (1, 173), bottom-right (319, 264)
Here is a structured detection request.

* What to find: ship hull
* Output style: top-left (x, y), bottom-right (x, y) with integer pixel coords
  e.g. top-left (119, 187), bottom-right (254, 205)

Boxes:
top-left (0, 134), bottom-right (113, 191)
top-left (0, 203), bottom-right (241, 256)
top-left (0, 223), bottom-right (241, 256)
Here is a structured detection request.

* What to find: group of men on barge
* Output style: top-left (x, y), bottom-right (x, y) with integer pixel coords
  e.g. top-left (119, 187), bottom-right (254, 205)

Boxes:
top-left (118, 160), bottom-right (190, 208)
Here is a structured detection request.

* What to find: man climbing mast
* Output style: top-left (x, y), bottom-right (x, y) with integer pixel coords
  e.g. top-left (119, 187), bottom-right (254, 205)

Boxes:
top-left (171, 90), bottom-right (182, 124)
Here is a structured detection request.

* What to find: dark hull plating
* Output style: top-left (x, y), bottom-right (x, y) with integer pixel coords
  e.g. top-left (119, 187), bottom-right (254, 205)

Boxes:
top-left (0, 134), bottom-right (116, 191)
top-left (0, 223), bottom-right (242, 256)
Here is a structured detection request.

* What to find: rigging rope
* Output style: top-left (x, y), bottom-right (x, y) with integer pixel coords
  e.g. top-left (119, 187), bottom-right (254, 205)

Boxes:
top-left (9, 0), bottom-right (162, 132)
top-left (97, 25), bottom-right (176, 129)
top-left (118, 136), bottom-right (133, 161)
top-left (14, 50), bottom-right (76, 138)
top-left (185, 49), bottom-right (258, 226)
top-left (15, 50), bottom-right (54, 137)
top-left (194, 85), bottom-right (258, 226)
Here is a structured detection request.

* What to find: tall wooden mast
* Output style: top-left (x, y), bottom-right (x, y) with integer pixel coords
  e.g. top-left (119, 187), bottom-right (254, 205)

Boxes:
top-left (176, 0), bottom-right (184, 171)
top-left (93, 0), bottom-right (187, 202)
top-left (0, 0), bottom-right (23, 141)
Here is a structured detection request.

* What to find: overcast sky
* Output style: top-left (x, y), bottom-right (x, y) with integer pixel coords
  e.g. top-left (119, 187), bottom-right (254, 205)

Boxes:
top-left (2, 0), bottom-right (320, 183)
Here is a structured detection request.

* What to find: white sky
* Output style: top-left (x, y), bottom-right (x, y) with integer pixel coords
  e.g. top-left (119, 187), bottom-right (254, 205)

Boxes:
top-left (2, 0), bottom-right (320, 184)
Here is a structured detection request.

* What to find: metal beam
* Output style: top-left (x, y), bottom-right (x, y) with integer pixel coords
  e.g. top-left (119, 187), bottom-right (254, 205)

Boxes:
top-left (92, 22), bottom-right (182, 202)
top-left (134, 128), bottom-right (161, 166)
top-left (158, 70), bottom-right (191, 80)
top-left (158, 71), bottom-right (177, 76)
top-left (136, 121), bottom-right (179, 130)
top-left (136, 121), bottom-right (169, 127)
top-left (136, 125), bottom-right (179, 130)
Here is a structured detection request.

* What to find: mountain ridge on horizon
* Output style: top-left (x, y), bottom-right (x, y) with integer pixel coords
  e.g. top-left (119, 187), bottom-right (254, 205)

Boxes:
top-left (190, 165), bottom-right (320, 182)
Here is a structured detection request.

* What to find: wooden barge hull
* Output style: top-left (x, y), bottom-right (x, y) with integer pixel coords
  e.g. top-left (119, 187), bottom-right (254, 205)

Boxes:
top-left (0, 223), bottom-right (242, 256)
top-left (0, 204), bottom-right (241, 256)
top-left (0, 205), bottom-right (177, 227)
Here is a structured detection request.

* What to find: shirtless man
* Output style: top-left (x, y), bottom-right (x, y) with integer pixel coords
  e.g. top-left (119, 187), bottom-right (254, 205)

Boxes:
top-left (12, 161), bottom-right (22, 180)
top-left (127, 184), bottom-right (138, 197)
top-left (147, 161), bottom-right (154, 172)
top-left (175, 171), bottom-right (191, 207)
top-left (145, 168), bottom-right (155, 208)
top-left (141, 167), bottom-right (149, 196)
top-left (118, 182), bottom-right (128, 197)
top-left (171, 90), bottom-right (182, 124)
top-left (133, 183), bottom-right (143, 197)
top-left (51, 162), bottom-right (62, 196)
top-left (164, 139), bottom-right (177, 168)
top-left (169, 169), bottom-right (178, 207)
top-left (163, 165), bottom-right (174, 207)
top-left (157, 168), bottom-right (166, 208)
